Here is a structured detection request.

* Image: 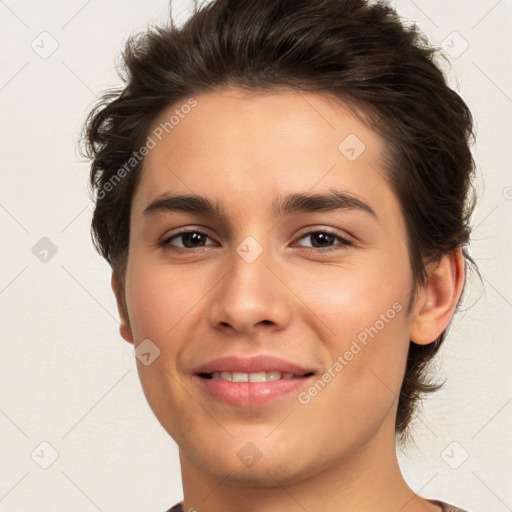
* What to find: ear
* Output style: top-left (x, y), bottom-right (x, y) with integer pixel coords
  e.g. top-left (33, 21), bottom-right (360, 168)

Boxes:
top-left (111, 273), bottom-right (134, 345)
top-left (409, 247), bottom-right (465, 345)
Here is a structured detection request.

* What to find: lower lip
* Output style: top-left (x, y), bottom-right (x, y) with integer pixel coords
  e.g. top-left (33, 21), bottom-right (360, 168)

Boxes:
top-left (194, 375), bottom-right (315, 407)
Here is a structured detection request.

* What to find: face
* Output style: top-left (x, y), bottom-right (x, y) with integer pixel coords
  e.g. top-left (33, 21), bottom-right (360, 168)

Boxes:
top-left (120, 87), bottom-right (418, 485)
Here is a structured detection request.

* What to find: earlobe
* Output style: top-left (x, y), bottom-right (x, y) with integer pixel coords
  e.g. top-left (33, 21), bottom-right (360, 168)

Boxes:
top-left (409, 248), bottom-right (465, 346)
top-left (111, 273), bottom-right (134, 345)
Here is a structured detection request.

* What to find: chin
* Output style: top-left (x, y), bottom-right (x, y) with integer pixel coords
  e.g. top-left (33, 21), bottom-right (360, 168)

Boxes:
top-left (184, 437), bottom-right (324, 488)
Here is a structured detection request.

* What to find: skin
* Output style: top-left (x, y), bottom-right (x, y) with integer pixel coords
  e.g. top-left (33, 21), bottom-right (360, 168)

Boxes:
top-left (112, 87), bottom-right (465, 512)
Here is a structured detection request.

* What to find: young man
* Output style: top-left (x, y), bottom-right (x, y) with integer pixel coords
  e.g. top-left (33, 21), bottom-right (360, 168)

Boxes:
top-left (81, 1), bottom-right (477, 510)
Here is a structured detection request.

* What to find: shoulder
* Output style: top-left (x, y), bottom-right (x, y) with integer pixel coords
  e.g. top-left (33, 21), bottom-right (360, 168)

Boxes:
top-left (428, 498), bottom-right (470, 512)
top-left (165, 500), bottom-right (471, 512)
top-left (163, 503), bottom-right (183, 512)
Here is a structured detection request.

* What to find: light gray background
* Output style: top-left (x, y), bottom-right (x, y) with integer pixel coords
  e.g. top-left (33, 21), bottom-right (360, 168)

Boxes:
top-left (0, 1), bottom-right (510, 511)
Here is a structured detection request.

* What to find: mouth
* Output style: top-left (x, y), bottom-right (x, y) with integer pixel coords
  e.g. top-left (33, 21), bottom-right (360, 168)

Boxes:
top-left (197, 371), bottom-right (315, 382)
top-left (194, 369), bottom-right (317, 407)
top-left (192, 354), bottom-right (318, 407)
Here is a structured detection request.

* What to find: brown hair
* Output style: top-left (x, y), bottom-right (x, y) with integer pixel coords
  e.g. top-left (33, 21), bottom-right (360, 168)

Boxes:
top-left (80, 0), bottom-right (478, 444)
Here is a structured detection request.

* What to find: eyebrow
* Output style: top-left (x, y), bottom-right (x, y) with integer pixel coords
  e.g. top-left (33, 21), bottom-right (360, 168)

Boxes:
top-left (142, 189), bottom-right (377, 220)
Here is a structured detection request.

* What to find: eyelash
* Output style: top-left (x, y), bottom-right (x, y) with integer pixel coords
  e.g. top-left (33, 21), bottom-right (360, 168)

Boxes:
top-left (159, 228), bottom-right (354, 253)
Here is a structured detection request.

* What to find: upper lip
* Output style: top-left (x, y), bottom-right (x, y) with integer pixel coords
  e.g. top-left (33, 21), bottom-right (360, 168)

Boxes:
top-left (192, 354), bottom-right (317, 376)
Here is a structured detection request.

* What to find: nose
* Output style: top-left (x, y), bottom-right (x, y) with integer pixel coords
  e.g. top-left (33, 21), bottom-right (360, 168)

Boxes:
top-left (206, 239), bottom-right (292, 335)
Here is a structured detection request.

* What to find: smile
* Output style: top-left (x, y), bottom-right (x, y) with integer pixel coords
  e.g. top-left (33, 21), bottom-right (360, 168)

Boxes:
top-left (199, 371), bottom-right (313, 382)
top-left (195, 372), bottom-right (316, 407)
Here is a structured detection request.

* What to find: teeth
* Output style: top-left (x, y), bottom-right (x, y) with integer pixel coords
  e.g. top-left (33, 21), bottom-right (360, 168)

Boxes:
top-left (209, 371), bottom-right (299, 382)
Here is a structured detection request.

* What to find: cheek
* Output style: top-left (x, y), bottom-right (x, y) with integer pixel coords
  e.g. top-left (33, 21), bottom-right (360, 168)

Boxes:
top-left (123, 257), bottom-right (203, 431)
top-left (301, 253), bottom-right (411, 343)
top-left (124, 257), bottom-right (192, 345)
top-left (297, 289), bottom-right (410, 454)
top-left (298, 258), bottom-right (412, 415)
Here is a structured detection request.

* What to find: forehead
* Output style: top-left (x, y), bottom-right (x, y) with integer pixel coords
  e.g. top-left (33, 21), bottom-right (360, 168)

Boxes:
top-left (131, 87), bottom-right (397, 222)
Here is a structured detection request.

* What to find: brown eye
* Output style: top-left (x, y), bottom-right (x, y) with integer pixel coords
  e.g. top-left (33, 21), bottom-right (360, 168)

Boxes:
top-left (161, 230), bottom-right (214, 250)
top-left (294, 230), bottom-right (353, 251)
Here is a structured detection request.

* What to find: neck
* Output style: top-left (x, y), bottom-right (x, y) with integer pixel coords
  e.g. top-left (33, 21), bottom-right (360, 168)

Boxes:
top-left (178, 415), bottom-right (440, 512)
